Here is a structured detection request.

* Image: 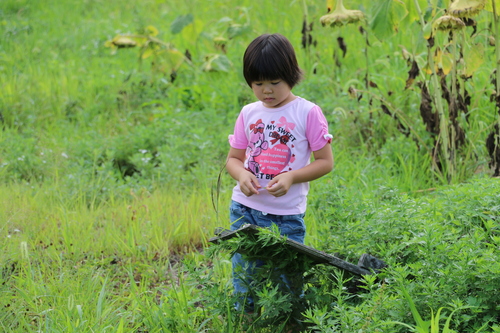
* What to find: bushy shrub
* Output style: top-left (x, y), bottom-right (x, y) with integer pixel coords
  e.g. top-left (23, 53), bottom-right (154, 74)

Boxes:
top-left (305, 177), bottom-right (500, 331)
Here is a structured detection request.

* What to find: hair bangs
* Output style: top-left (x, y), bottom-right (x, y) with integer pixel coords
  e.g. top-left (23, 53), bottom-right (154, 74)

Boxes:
top-left (248, 54), bottom-right (283, 83)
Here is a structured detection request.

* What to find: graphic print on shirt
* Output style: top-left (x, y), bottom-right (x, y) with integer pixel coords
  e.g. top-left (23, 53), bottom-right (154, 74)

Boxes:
top-left (247, 119), bottom-right (269, 175)
top-left (247, 116), bottom-right (296, 180)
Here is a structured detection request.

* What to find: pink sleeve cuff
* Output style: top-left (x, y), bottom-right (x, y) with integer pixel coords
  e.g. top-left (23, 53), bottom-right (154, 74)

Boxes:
top-left (307, 106), bottom-right (332, 151)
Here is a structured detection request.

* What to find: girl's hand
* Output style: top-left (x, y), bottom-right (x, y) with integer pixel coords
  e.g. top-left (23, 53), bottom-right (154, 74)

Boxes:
top-left (266, 173), bottom-right (293, 197)
top-left (238, 171), bottom-right (261, 196)
top-left (226, 148), bottom-right (261, 196)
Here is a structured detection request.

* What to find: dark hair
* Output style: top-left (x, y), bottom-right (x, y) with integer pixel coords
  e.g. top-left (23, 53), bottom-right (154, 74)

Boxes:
top-left (243, 33), bottom-right (303, 88)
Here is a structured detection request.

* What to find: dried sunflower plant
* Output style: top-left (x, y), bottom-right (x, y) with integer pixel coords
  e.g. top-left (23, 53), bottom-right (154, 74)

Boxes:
top-left (404, 0), bottom-right (490, 182)
top-left (320, 0), bottom-right (367, 83)
top-left (485, 0), bottom-right (500, 176)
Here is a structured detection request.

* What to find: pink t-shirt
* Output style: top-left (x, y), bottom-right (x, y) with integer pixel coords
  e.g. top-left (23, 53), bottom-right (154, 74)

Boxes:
top-left (228, 97), bottom-right (332, 215)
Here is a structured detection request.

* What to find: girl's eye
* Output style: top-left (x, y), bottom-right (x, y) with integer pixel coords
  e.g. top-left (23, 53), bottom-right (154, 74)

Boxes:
top-left (271, 81), bottom-right (281, 85)
top-left (254, 83), bottom-right (263, 86)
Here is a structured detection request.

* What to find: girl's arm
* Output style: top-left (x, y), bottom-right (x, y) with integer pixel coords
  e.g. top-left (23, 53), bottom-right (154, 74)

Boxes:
top-left (266, 144), bottom-right (333, 197)
top-left (226, 147), bottom-right (261, 196)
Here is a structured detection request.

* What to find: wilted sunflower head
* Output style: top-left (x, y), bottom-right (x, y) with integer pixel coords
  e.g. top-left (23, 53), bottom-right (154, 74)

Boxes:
top-left (104, 36), bottom-right (138, 49)
top-left (433, 15), bottom-right (466, 32)
top-left (448, 0), bottom-right (485, 18)
top-left (320, 0), bottom-right (365, 28)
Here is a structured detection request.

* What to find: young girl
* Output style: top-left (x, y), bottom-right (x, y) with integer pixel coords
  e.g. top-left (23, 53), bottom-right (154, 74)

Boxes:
top-left (226, 33), bottom-right (334, 311)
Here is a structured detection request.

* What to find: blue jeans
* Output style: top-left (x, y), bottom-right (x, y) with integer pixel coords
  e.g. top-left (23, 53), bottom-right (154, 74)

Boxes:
top-left (229, 200), bottom-right (306, 311)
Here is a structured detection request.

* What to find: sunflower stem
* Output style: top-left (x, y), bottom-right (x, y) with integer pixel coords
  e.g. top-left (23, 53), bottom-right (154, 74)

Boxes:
top-left (491, 0), bottom-right (500, 174)
top-left (413, 0), bottom-right (451, 180)
top-left (449, 31), bottom-right (459, 180)
top-left (364, 27), bottom-right (369, 90)
top-left (492, 0), bottom-right (500, 97)
top-left (335, 0), bottom-right (346, 12)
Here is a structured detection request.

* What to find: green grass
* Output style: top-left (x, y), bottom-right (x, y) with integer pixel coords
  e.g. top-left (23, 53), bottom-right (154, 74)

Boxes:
top-left (2, 0), bottom-right (500, 331)
top-left (0, 182), bottom-right (228, 331)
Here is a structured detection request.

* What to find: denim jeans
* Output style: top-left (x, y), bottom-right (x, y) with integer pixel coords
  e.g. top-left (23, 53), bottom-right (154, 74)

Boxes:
top-left (229, 200), bottom-right (306, 311)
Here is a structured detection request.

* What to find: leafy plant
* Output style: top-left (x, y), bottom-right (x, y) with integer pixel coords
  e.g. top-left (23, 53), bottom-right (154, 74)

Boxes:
top-left (385, 283), bottom-right (477, 333)
top-left (207, 224), bottom-right (356, 331)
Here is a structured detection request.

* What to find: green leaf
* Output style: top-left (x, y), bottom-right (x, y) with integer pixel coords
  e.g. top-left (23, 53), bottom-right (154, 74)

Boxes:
top-left (370, 0), bottom-right (408, 41)
top-left (437, 49), bottom-right (454, 76)
top-left (422, 20), bottom-right (433, 39)
top-left (180, 19), bottom-right (204, 43)
top-left (214, 54), bottom-right (232, 72)
top-left (227, 24), bottom-right (250, 39)
top-left (399, 284), bottom-right (431, 331)
top-left (141, 48), bottom-right (154, 59)
top-left (202, 54), bottom-right (231, 72)
top-left (485, 0), bottom-right (500, 13)
top-left (405, 0), bottom-right (429, 23)
top-left (170, 14), bottom-right (194, 34)
top-left (166, 49), bottom-right (185, 69)
top-left (145, 25), bottom-right (159, 37)
top-left (151, 49), bottom-right (185, 74)
top-left (462, 42), bottom-right (484, 77)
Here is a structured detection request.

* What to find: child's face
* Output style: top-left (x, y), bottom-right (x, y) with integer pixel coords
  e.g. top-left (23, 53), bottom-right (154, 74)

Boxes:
top-left (251, 80), bottom-right (295, 108)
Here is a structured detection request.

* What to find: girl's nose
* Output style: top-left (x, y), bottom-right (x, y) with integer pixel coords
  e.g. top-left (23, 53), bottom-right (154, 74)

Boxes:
top-left (263, 85), bottom-right (272, 93)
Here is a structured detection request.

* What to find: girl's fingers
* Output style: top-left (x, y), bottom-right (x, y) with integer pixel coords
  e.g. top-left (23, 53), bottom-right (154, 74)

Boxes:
top-left (252, 180), bottom-right (261, 189)
top-left (241, 179), bottom-right (260, 196)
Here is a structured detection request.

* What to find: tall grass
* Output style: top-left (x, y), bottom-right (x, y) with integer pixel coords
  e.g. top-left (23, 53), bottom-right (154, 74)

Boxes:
top-left (1, 181), bottom-right (231, 331)
top-left (1, 0), bottom-right (500, 331)
top-left (0, 182), bottom-right (227, 255)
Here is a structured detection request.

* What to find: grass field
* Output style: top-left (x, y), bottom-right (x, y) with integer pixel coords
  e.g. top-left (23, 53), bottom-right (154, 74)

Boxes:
top-left (2, 0), bottom-right (500, 331)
